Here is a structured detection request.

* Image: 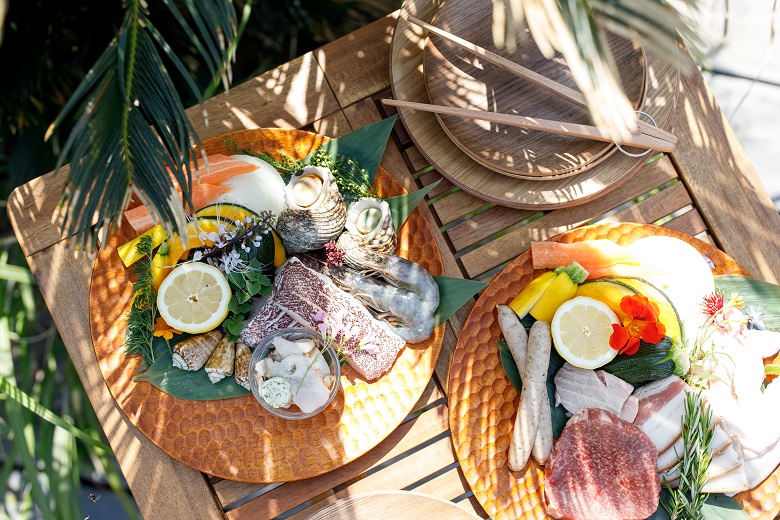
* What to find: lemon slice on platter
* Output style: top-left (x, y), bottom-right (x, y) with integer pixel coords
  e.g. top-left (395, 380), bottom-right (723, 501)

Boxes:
top-left (157, 263), bottom-right (231, 334)
top-left (551, 296), bottom-right (619, 369)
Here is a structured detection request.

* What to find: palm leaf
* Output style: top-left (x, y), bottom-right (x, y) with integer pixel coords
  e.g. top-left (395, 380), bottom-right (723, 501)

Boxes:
top-left (493, 0), bottom-right (700, 142)
top-left (46, 0), bottom-right (238, 249)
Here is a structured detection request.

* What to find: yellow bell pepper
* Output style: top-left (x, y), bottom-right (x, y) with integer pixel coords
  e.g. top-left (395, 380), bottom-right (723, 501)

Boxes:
top-left (117, 225), bottom-right (166, 267)
top-left (529, 262), bottom-right (589, 323)
top-left (508, 271), bottom-right (558, 318)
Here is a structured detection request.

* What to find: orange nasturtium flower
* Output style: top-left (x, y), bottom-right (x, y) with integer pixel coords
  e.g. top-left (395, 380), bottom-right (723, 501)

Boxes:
top-left (609, 294), bottom-right (666, 356)
top-left (153, 317), bottom-right (181, 340)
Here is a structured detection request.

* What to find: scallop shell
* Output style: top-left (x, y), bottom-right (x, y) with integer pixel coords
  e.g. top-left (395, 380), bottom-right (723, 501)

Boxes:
top-left (275, 166), bottom-right (347, 253)
top-left (338, 198), bottom-right (396, 267)
top-left (205, 336), bottom-right (236, 383)
top-left (234, 342), bottom-right (252, 390)
top-left (172, 330), bottom-right (223, 371)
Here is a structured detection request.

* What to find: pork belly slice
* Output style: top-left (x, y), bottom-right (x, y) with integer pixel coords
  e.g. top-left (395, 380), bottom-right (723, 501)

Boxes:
top-left (633, 376), bottom-right (688, 453)
top-left (657, 421), bottom-right (733, 473)
top-left (545, 409), bottom-right (659, 520)
top-left (554, 363), bottom-right (637, 421)
top-left (273, 258), bottom-right (405, 381)
top-left (239, 294), bottom-right (299, 349)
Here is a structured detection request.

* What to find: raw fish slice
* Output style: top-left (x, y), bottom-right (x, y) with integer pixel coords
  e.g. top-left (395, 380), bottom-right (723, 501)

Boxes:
top-left (530, 240), bottom-right (641, 272)
top-left (265, 354), bottom-right (330, 413)
top-left (125, 183), bottom-right (228, 234)
top-left (234, 342), bottom-right (252, 390)
top-left (633, 376), bottom-right (688, 454)
top-left (661, 436), bottom-right (743, 483)
top-left (172, 330), bottom-right (223, 371)
top-left (205, 336), bottom-right (236, 383)
top-left (273, 336), bottom-right (316, 357)
top-left (240, 295), bottom-right (300, 348)
top-left (744, 329), bottom-right (780, 358)
top-left (554, 363), bottom-right (634, 418)
top-left (743, 435), bottom-right (780, 488)
top-left (701, 464), bottom-right (749, 493)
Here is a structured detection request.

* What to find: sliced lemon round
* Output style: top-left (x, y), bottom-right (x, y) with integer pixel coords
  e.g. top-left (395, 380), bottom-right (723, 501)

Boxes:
top-left (551, 296), bottom-right (619, 369)
top-left (156, 263), bottom-right (231, 334)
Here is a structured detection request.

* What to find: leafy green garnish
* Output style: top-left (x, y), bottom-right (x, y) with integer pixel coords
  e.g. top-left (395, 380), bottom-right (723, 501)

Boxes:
top-left (124, 234), bottom-right (157, 367)
top-left (223, 258), bottom-right (272, 341)
top-left (222, 137), bottom-right (304, 175)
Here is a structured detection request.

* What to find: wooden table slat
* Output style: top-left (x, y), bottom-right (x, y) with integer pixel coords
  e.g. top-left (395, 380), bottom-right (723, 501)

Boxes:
top-left (670, 62), bottom-right (780, 282)
top-left (213, 379), bottom-right (445, 507)
top-left (458, 156), bottom-right (679, 278)
top-left (433, 190), bottom-right (493, 226)
top-left (276, 436), bottom-right (463, 520)
top-left (597, 180), bottom-right (692, 225)
top-left (662, 208), bottom-right (709, 237)
top-left (447, 206), bottom-right (540, 251)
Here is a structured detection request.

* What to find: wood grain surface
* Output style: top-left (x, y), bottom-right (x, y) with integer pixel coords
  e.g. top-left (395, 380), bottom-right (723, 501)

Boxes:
top-left (305, 490), bottom-right (482, 520)
top-left (88, 128), bottom-right (445, 482)
top-left (391, 0), bottom-right (679, 207)
top-left (447, 222), bottom-right (780, 520)
top-left (424, 0), bottom-right (645, 177)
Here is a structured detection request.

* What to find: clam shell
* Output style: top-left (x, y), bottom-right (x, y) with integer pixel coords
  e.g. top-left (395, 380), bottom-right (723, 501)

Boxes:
top-left (276, 166), bottom-right (347, 252)
top-left (338, 198), bottom-right (396, 267)
top-left (172, 330), bottom-right (223, 371)
top-left (234, 342), bottom-right (252, 390)
top-left (205, 336), bottom-right (236, 383)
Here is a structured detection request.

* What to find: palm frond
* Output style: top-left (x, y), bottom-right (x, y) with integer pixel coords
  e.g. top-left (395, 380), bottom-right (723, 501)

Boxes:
top-left (493, 0), bottom-right (700, 141)
top-left (46, 0), bottom-right (238, 249)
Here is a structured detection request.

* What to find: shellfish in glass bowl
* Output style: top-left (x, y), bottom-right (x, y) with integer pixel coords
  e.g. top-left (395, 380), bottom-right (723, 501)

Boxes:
top-left (248, 328), bottom-right (341, 420)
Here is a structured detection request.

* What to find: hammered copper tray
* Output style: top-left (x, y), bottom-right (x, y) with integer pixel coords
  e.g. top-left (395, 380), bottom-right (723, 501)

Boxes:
top-left (447, 222), bottom-right (778, 519)
top-left (90, 128), bottom-right (445, 483)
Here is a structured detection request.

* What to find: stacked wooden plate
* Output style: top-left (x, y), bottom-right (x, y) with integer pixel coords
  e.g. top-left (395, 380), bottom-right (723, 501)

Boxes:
top-left (390, 0), bottom-right (679, 209)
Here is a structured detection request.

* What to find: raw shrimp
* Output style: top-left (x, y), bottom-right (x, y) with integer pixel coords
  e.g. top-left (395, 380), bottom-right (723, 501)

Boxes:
top-left (330, 252), bottom-right (439, 343)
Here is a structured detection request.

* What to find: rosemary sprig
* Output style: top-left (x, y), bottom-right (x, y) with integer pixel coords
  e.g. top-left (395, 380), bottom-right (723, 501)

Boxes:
top-left (662, 390), bottom-right (714, 520)
top-left (124, 234), bottom-right (157, 367)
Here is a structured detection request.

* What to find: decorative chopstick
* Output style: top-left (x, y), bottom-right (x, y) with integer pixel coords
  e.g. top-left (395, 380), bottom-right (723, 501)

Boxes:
top-left (382, 99), bottom-right (676, 153)
top-left (407, 16), bottom-right (677, 149)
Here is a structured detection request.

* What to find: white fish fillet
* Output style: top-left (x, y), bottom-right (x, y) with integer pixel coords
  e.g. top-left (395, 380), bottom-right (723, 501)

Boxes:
top-left (554, 363), bottom-right (634, 419)
top-left (633, 376), bottom-right (688, 454)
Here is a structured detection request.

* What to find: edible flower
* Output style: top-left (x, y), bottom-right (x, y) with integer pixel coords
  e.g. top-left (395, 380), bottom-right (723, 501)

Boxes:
top-left (746, 305), bottom-right (766, 331)
top-left (153, 317), bottom-right (181, 340)
top-left (700, 291), bottom-right (745, 338)
top-left (325, 241), bottom-right (346, 269)
top-left (609, 294), bottom-right (666, 355)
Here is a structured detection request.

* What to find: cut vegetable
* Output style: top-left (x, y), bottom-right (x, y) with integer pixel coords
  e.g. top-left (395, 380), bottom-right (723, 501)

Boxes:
top-left (529, 262), bottom-right (589, 323)
top-left (117, 225), bottom-right (167, 267)
top-left (195, 203), bottom-right (259, 223)
top-left (508, 271), bottom-right (557, 318)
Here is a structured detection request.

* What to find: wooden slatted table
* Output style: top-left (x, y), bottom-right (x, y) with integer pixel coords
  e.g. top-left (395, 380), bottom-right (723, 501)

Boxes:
top-left (8, 11), bottom-right (780, 520)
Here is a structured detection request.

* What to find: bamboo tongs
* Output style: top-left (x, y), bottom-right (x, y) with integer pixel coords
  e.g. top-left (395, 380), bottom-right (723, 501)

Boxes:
top-left (391, 16), bottom-right (677, 153)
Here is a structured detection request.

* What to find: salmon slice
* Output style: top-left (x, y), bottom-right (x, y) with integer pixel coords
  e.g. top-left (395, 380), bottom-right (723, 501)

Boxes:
top-left (531, 240), bottom-right (642, 276)
top-left (124, 183), bottom-right (228, 234)
top-left (166, 154), bottom-right (258, 191)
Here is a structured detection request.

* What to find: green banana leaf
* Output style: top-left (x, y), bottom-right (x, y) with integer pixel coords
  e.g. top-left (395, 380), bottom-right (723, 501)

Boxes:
top-left (433, 276), bottom-right (485, 328)
top-left (649, 490), bottom-right (749, 519)
top-left (386, 180), bottom-right (441, 231)
top-left (714, 274), bottom-right (780, 331)
top-left (133, 336), bottom-right (251, 400)
top-left (308, 114), bottom-right (399, 185)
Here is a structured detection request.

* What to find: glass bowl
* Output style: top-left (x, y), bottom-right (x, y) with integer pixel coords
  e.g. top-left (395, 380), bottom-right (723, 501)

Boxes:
top-left (248, 328), bottom-right (341, 420)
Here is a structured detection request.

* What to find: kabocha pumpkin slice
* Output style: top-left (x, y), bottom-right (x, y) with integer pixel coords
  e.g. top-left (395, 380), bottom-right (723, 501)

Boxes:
top-left (234, 342), bottom-right (252, 390)
top-left (172, 330), bottom-right (223, 371)
top-left (205, 336), bottom-right (236, 383)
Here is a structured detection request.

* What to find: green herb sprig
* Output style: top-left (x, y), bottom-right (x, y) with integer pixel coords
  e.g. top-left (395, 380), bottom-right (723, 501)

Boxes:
top-left (221, 136), bottom-right (376, 202)
top-left (222, 137), bottom-right (304, 175)
top-left (124, 234), bottom-right (157, 367)
top-left (662, 390), bottom-right (714, 520)
top-left (222, 258), bottom-right (272, 341)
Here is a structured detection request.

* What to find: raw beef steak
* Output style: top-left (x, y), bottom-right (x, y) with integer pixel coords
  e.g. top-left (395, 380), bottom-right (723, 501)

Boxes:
top-left (545, 408), bottom-right (659, 520)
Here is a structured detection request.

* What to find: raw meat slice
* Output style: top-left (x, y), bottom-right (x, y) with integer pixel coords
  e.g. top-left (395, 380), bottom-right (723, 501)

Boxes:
top-left (633, 376), bottom-right (688, 453)
top-left (273, 258), bottom-right (406, 380)
top-left (545, 408), bottom-right (659, 520)
top-left (553, 363), bottom-right (635, 419)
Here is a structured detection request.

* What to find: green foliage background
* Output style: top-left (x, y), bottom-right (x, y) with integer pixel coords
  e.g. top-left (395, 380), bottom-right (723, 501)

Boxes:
top-left (0, 0), bottom-right (397, 517)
